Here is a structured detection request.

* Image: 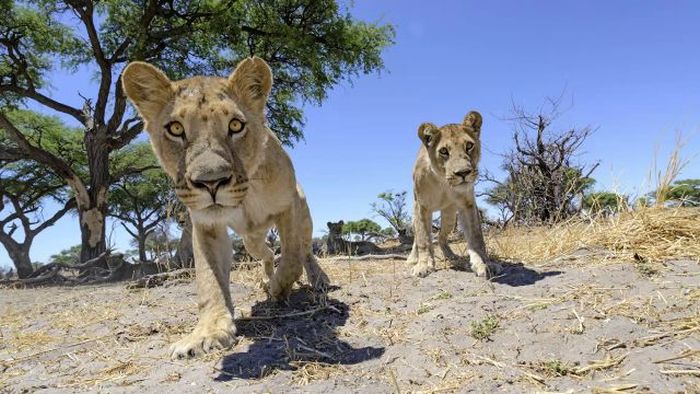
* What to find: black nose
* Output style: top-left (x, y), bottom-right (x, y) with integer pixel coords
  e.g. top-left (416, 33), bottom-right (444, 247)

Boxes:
top-left (190, 176), bottom-right (232, 195)
top-left (454, 169), bottom-right (472, 179)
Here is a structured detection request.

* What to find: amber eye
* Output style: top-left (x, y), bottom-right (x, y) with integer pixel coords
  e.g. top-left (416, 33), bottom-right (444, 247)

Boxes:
top-left (466, 142), bottom-right (474, 152)
top-left (228, 118), bottom-right (245, 135)
top-left (439, 147), bottom-right (449, 157)
top-left (165, 121), bottom-right (185, 138)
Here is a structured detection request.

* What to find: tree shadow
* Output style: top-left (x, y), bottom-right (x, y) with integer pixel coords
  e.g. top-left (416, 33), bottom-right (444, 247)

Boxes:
top-left (215, 287), bottom-right (385, 381)
top-left (490, 261), bottom-right (562, 287)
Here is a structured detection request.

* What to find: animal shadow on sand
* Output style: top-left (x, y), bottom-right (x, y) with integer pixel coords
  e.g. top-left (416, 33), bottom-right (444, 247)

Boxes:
top-left (489, 261), bottom-right (562, 286)
top-left (215, 287), bottom-right (385, 381)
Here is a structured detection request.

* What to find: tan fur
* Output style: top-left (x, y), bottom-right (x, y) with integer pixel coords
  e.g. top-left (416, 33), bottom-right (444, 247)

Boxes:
top-left (407, 111), bottom-right (502, 278)
top-left (122, 57), bottom-right (329, 359)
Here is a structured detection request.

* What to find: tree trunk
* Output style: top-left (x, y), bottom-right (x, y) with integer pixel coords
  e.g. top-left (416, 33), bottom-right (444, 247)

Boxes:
top-left (78, 201), bottom-right (108, 263)
top-left (79, 131), bottom-right (109, 264)
top-left (6, 244), bottom-right (33, 279)
top-left (137, 234), bottom-right (147, 262)
top-left (174, 214), bottom-right (193, 268)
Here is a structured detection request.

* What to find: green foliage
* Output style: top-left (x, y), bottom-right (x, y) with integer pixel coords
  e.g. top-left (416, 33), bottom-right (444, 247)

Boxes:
top-left (0, 0), bottom-right (83, 105)
top-left (582, 191), bottom-right (628, 214)
top-left (371, 190), bottom-right (410, 233)
top-left (7, 0), bottom-right (394, 144)
top-left (49, 244), bottom-right (81, 265)
top-left (342, 218), bottom-right (381, 241)
top-left (108, 151), bottom-right (175, 260)
top-left (469, 314), bottom-right (500, 341)
top-left (663, 179), bottom-right (700, 206)
top-left (1, 110), bottom-right (86, 170)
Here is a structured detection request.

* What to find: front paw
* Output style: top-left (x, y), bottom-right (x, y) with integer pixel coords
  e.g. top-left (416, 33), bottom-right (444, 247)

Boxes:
top-left (411, 262), bottom-right (435, 278)
top-left (170, 315), bottom-right (237, 359)
top-left (267, 276), bottom-right (293, 302)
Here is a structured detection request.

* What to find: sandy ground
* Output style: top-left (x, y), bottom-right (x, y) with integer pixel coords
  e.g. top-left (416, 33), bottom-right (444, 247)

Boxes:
top-left (1, 253), bottom-right (699, 393)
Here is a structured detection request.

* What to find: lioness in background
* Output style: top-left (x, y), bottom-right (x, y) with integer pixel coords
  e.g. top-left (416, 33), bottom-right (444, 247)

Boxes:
top-left (322, 220), bottom-right (382, 256)
top-left (407, 111), bottom-right (502, 278)
top-left (122, 57), bottom-right (328, 359)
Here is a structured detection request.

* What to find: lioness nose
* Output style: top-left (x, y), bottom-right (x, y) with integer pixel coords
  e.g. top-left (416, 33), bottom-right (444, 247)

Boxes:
top-left (190, 175), bottom-right (232, 195)
top-left (454, 169), bottom-right (472, 179)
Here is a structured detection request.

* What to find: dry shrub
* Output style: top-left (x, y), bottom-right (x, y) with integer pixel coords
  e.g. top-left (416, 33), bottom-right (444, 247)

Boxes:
top-left (488, 206), bottom-right (700, 265)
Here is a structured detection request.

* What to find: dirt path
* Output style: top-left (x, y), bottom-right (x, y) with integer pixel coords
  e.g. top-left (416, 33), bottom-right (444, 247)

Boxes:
top-left (1, 257), bottom-right (698, 393)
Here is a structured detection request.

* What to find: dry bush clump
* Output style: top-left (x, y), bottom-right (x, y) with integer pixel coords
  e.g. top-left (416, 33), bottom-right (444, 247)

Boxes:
top-left (487, 206), bottom-right (700, 265)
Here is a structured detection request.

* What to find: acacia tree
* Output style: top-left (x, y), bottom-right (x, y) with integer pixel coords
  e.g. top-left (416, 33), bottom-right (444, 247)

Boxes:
top-left (582, 191), bottom-right (629, 216)
top-left (653, 179), bottom-right (700, 207)
top-left (0, 161), bottom-right (75, 277)
top-left (483, 96), bottom-right (598, 225)
top-left (108, 149), bottom-right (174, 262)
top-left (371, 190), bottom-right (411, 234)
top-left (0, 110), bottom-right (82, 277)
top-left (0, 0), bottom-right (394, 263)
top-left (342, 218), bottom-right (381, 241)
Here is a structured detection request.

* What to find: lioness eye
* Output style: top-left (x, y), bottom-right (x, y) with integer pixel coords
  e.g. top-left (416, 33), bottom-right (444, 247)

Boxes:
top-left (466, 142), bottom-right (474, 151)
top-left (228, 119), bottom-right (245, 135)
top-left (439, 147), bottom-right (449, 157)
top-left (165, 121), bottom-right (185, 138)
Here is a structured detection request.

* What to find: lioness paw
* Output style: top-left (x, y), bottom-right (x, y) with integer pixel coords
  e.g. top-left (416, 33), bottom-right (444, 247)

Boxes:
top-left (170, 318), bottom-right (237, 360)
top-left (472, 261), bottom-right (503, 279)
top-left (411, 263), bottom-right (434, 278)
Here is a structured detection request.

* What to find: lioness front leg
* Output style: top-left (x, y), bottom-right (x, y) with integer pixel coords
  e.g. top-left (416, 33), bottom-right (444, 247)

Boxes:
top-left (268, 202), bottom-right (304, 301)
top-left (412, 203), bottom-right (436, 277)
top-left (459, 204), bottom-right (502, 278)
top-left (170, 221), bottom-right (237, 359)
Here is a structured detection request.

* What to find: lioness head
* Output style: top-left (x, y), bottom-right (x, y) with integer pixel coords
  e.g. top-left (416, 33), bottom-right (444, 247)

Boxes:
top-left (418, 111), bottom-right (482, 189)
top-left (121, 57), bottom-right (273, 212)
top-left (327, 221), bottom-right (344, 239)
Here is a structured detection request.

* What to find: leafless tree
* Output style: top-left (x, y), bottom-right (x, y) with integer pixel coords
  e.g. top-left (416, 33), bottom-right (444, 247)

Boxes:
top-left (482, 94), bottom-right (599, 225)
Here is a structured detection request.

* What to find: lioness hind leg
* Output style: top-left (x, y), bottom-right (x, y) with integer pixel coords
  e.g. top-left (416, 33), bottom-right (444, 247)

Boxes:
top-left (297, 185), bottom-right (329, 291)
top-left (438, 206), bottom-right (461, 267)
top-left (269, 202), bottom-right (305, 301)
top-left (304, 255), bottom-right (330, 291)
top-left (242, 232), bottom-right (275, 282)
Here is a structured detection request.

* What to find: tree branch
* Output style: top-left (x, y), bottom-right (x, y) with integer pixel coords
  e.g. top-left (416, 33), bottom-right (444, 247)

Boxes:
top-left (32, 198), bottom-right (76, 235)
top-left (0, 85), bottom-right (86, 124)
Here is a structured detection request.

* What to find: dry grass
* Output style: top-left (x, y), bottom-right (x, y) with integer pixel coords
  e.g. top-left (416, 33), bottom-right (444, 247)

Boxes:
top-left (487, 206), bottom-right (700, 265)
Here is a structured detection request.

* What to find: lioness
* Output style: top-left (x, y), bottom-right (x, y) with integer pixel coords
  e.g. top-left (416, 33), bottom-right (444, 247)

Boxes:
top-left (122, 57), bottom-right (329, 359)
top-left (406, 111), bottom-right (502, 278)
top-left (322, 220), bottom-right (382, 256)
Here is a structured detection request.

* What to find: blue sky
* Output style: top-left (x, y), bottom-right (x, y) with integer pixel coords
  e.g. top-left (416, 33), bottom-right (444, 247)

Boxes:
top-left (2, 1), bottom-right (699, 267)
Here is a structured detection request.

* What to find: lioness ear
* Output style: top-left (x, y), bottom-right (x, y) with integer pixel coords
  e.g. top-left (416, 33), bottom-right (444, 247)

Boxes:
top-left (228, 57), bottom-right (272, 113)
top-left (122, 62), bottom-right (173, 120)
top-left (327, 222), bottom-right (332, 228)
top-left (463, 111), bottom-right (483, 134)
top-left (418, 122), bottom-right (439, 147)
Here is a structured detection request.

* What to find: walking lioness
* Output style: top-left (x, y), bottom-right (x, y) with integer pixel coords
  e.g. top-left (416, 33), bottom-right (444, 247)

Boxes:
top-left (407, 111), bottom-right (502, 278)
top-left (122, 57), bottom-right (329, 359)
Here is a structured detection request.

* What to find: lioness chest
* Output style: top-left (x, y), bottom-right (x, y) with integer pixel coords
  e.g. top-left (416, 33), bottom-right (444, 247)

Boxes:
top-left (226, 174), bottom-right (296, 234)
